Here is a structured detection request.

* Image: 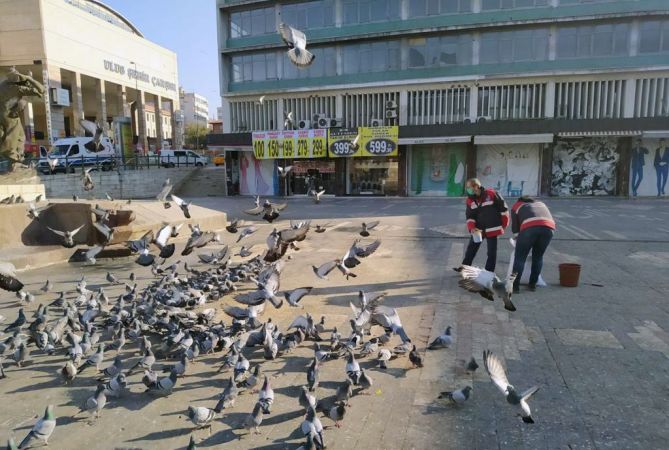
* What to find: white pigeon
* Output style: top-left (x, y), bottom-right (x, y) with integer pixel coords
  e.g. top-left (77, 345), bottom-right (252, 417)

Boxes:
top-left (278, 23), bottom-right (315, 67)
top-left (483, 350), bottom-right (539, 423)
top-left (458, 266), bottom-right (517, 312)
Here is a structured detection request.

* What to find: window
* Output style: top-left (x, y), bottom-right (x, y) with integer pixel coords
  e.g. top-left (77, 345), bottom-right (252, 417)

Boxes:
top-left (282, 0), bottom-right (334, 30)
top-left (69, 145), bottom-right (80, 156)
top-left (230, 7), bottom-right (274, 38)
top-left (480, 29), bottom-right (548, 64)
top-left (557, 23), bottom-right (629, 59)
top-left (481, 0), bottom-right (547, 10)
top-left (639, 20), bottom-right (669, 54)
top-left (409, 0), bottom-right (471, 16)
top-left (408, 35), bottom-right (472, 68)
top-left (342, 40), bottom-right (401, 74)
top-left (282, 46), bottom-right (337, 79)
top-left (343, 0), bottom-right (400, 24)
top-left (231, 52), bottom-right (277, 83)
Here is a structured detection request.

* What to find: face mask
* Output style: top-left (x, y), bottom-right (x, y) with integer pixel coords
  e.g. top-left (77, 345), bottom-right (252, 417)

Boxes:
top-left (465, 187), bottom-right (476, 196)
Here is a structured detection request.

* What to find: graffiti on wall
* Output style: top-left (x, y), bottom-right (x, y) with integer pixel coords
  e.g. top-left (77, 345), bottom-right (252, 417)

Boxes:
top-left (410, 144), bottom-right (466, 196)
top-left (630, 138), bottom-right (669, 197)
top-left (239, 152), bottom-right (276, 196)
top-left (551, 138), bottom-right (620, 196)
top-left (476, 144), bottom-right (540, 197)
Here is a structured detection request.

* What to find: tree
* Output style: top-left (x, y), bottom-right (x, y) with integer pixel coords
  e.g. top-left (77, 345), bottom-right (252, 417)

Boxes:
top-left (184, 123), bottom-right (208, 149)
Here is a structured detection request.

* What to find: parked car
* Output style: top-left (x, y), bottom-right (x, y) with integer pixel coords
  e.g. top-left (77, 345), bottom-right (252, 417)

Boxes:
top-left (159, 149), bottom-right (209, 167)
top-left (38, 136), bottom-right (116, 174)
top-left (213, 153), bottom-right (225, 166)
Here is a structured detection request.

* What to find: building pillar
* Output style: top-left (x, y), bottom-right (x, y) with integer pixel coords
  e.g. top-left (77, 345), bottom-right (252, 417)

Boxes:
top-left (616, 137), bottom-right (632, 197)
top-left (630, 19), bottom-right (639, 57)
top-left (22, 101), bottom-right (35, 150)
top-left (548, 25), bottom-right (557, 61)
top-left (43, 65), bottom-right (64, 143)
top-left (71, 71), bottom-right (85, 134)
top-left (623, 78), bottom-right (637, 118)
top-left (469, 85), bottom-right (479, 122)
top-left (137, 90), bottom-right (148, 153)
top-left (544, 81), bottom-right (556, 118)
top-left (334, 0), bottom-right (343, 26)
top-left (466, 138), bottom-right (476, 181)
top-left (95, 79), bottom-right (107, 127)
top-left (118, 85), bottom-right (131, 117)
top-left (472, 0), bottom-right (482, 13)
top-left (155, 95), bottom-right (164, 147)
top-left (399, 90), bottom-right (408, 126)
top-left (221, 97), bottom-right (231, 133)
top-left (277, 98), bottom-right (285, 130)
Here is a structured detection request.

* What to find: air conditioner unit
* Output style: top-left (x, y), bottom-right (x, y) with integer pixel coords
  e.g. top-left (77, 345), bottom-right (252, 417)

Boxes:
top-left (317, 117), bottom-right (332, 128)
top-left (329, 118), bottom-right (343, 127)
top-left (312, 113), bottom-right (325, 124)
top-left (385, 110), bottom-right (397, 119)
top-left (297, 119), bottom-right (311, 130)
top-left (463, 118), bottom-right (473, 125)
top-left (477, 115), bottom-right (493, 123)
top-left (385, 100), bottom-right (397, 110)
top-left (370, 118), bottom-right (384, 127)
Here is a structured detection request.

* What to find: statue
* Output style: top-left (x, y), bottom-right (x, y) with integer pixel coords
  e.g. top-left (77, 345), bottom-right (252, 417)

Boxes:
top-left (0, 67), bottom-right (45, 171)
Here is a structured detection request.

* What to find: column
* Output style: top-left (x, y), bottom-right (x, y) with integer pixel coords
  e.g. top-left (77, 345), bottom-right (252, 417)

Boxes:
top-left (277, 98), bottom-right (285, 130)
top-left (22, 101), bottom-right (35, 149)
top-left (43, 65), bottom-right (64, 143)
top-left (544, 81), bottom-right (556, 119)
top-left (155, 94), bottom-right (164, 147)
top-left (623, 77), bottom-right (637, 118)
top-left (399, 90), bottom-right (408, 126)
top-left (221, 97), bottom-right (231, 133)
top-left (469, 85), bottom-right (479, 122)
top-left (71, 71), bottom-right (85, 133)
top-left (118, 85), bottom-right (131, 117)
top-left (95, 79), bottom-right (107, 126)
top-left (137, 90), bottom-right (148, 153)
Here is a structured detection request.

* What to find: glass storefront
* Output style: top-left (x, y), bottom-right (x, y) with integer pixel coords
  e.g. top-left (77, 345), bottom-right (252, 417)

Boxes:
top-left (347, 157), bottom-right (399, 195)
top-left (410, 144), bottom-right (467, 196)
top-left (290, 159), bottom-right (337, 195)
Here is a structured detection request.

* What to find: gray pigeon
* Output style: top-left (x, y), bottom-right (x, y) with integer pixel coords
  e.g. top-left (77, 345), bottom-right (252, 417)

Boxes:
top-left (328, 402), bottom-right (346, 428)
top-left (483, 350), bottom-right (539, 423)
top-left (187, 406), bottom-right (217, 431)
top-left (428, 326), bottom-right (453, 349)
top-left (459, 266), bottom-right (517, 311)
top-left (242, 402), bottom-right (264, 435)
top-left (438, 386), bottom-right (472, 405)
top-left (215, 376), bottom-right (239, 411)
top-left (18, 405), bottom-right (56, 449)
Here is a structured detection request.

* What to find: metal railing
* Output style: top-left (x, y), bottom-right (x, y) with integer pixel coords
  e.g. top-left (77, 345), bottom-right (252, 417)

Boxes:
top-left (8, 154), bottom-right (210, 176)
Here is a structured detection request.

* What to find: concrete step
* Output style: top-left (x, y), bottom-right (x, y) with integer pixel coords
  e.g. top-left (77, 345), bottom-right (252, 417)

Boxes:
top-left (174, 167), bottom-right (227, 197)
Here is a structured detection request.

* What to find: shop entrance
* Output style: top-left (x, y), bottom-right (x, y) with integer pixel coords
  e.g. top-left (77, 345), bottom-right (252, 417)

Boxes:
top-left (290, 160), bottom-right (336, 195)
top-left (347, 157), bottom-right (399, 196)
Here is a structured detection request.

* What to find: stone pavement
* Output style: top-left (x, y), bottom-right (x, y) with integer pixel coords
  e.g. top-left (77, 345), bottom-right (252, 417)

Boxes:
top-left (1, 197), bottom-right (668, 449)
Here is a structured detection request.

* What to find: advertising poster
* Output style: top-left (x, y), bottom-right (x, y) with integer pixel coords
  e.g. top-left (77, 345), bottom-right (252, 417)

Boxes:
top-left (476, 144), bottom-right (540, 197)
top-left (551, 138), bottom-right (619, 196)
top-left (629, 138), bottom-right (668, 197)
top-left (253, 130), bottom-right (327, 159)
top-left (410, 144), bottom-right (467, 196)
top-left (119, 120), bottom-right (134, 162)
top-left (359, 126), bottom-right (399, 157)
top-left (328, 128), bottom-right (360, 157)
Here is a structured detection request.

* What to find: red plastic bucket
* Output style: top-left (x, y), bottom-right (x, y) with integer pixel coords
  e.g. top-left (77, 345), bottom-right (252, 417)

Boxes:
top-left (559, 263), bottom-right (581, 287)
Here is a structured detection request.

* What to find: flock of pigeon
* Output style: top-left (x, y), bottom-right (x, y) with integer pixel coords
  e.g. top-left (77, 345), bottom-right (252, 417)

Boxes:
top-left (1, 173), bottom-right (539, 449)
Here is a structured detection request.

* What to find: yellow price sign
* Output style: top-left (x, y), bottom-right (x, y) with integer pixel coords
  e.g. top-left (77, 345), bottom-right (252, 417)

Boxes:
top-left (252, 131), bottom-right (267, 159)
top-left (281, 130), bottom-right (295, 158)
top-left (267, 131), bottom-right (281, 158)
top-left (296, 137), bottom-right (309, 157)
top-left (311, 129), bottom-right (327, 157)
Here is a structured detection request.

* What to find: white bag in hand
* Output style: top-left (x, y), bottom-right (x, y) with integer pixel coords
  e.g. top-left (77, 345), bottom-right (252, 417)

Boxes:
top-left (507, 238), bottom-right (547, 287)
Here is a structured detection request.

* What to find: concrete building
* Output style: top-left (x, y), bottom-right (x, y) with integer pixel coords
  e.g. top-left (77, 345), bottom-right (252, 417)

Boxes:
top-left (217, 106), bottom-right (225, 121)
top-left (0, 0), bottom-right (180, 154)
top-left (212, 0), bottom-right (669, 198)
top-left (180, 90), bottom-right (210, 129)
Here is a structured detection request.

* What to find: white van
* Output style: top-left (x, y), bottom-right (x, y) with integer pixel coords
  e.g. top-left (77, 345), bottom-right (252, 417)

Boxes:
top-left (159, 149), bottom-right (208, 168)
top-left (38, 136), bottom-right (116, 174)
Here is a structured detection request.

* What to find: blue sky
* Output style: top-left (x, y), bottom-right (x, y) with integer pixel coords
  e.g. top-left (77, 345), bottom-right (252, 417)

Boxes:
top-left (104, 0), bottom-right (220, 117)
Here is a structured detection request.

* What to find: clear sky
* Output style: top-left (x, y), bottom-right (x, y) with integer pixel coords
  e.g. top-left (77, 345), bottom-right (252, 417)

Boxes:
top-left (104, 0), bottom-right (220, 118)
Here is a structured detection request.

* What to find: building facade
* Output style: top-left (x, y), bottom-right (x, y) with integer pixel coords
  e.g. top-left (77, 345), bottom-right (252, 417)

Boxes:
top-left (212, 0), bottom-right (669, 198)
top-left (0, 0), bottom-right (180, 154)
top-left (180, 90), bottom-right (210, 128)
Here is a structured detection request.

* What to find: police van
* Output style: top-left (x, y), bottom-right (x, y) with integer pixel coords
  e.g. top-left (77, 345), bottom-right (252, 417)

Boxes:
top-left (38, 136), bottom-right (116, 174)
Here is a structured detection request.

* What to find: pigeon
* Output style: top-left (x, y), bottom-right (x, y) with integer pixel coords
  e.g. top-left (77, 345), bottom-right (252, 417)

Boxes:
top-left (310, 189), bottom-right (326, 204)
top-left (284, 287), bottom-right (313, 307)
top-left (345, 351), bottom-right (361, 385)
top-left (146, 370), bottom-right (178, 396)
top-left (39, 280), bottom-right (53, 293)
top-left (0, 262), bottom-right (24, 292)
top-left (47, 224), bottom-right (85, 248)
top-left (438, 386), bottom-right (473, 405)
top-left (459, 266), bottom-right (517, 311)
top-left (106, 272), bottom-right (120, 284)
top-left (215, 376), bottom-right (239, 410)
top-left (3, 308), bottom-right (26, 332)
top-left (307, 358), bottom-right (320, 392)
top-left (342, 239), bottom-right (381, 269)
top-left (93, 221), bottom-right (114, 244)
top-left (236, 226), bottom-right (258, 243)
top-left (78, 344), bottom-right (105, 373)
top-left (60, 360), bottom-right (77, 383)
top-left (278, 23), bottom-right (315, 67)
top-left (187, 406), bottom-right (216, 431)
top-left (298, 385), bottom-right (317, 411)
top-left (47, 158), bottom-right (59, 173)
top-left (226, 218), bottom-right (241, 234)
top-left (466, 357), bottom-right (479, 373)
top-left (170, 194), bottom-right (191, 219)
top-left (314, 224), bottom-right (328, 233)
top-left (80, 119), bottom-right (105, 151)
top-left (335, 379), bottom-right (353, 405)
top-left (18, 405), bottom-right (56, 449)
top-left (428, 327), bottom-right (453, 349)
top-left (328, 402), bottom-right (346, 428)
top-left (186, 435), bottom-right (197, 450)
top-left (283, 111), bottom-right (294, 130)
top-left (238, 365), bottom-right (261, 392)
top-left (278, 165), bottom-right (293, 177)
top-left (360, 221), bottom-right (379, 237)
top-left (258, 375), bottom-right (274, 414)
top-left (75, 384), bottom-right (107, 420)
top-left (72, 194), bottom-right (78, 202)
top-left (409, 345), bottom-right (423, 368)
top-left (84, 246), bottom-right (103, 264)
top-left (312, 261), bottom-right (338, 280)
top-left (105, 192), bottom-right (114, 201)
top-left (243, 402), bottom-right (264, 435)
top-left (483, 350), bottom-right (539, 423)
top-left (26, 202), bottom-right (48, 221)
top-left (82, 168), bottom-right (95, 191)
top-left (301, 407), bottom-right (325, 449)
top-left (235, 246), bottom-right (254, 258)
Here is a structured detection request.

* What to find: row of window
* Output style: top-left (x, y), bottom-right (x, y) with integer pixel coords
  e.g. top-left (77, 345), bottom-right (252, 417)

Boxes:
top-left (229, 0), bottom-right (635, 37)
top-left (230, 19), bottom-right (669, 83)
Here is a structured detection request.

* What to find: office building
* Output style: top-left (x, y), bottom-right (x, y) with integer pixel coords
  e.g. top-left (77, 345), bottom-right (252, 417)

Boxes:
top-left (212, 0), bottom-right (669, 198)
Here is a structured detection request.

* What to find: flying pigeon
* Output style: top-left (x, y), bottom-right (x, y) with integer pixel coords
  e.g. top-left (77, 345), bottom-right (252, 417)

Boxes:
top-left (236, 226), bottom-right (258, 243)
top-left (310, 189), bottom-right (326, 204)
top-left (360, 221), bottom-right (379, 237)
top-left (458, 266), bottom-right (517, 311)
top-left (283, 287), bottom-right (313, 307)
top-left (0, 262), bottom-right (24, 292)
top-left (170, 194), bottom-right (191, 219)
top-left (82, 168), bottom-right (95, 191)
top-left (342, 239), bottom-right (381, 269)
top-left (47, 224), bottom-right (85, 248)
top-left (79, 119), bottom-right (105, 151)
top-left (278, 165), bottom-right (293, 177)
top-left (483, 350), bottom-right (539, 423)
top-left (284, 111), bottom-right (294, 129)
top-left (278, 23), bottom-right (315, 67)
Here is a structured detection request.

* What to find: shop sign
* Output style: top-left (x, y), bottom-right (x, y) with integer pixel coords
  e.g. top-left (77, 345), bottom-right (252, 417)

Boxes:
top-left (328, 128), bottom-right (361, 157)
top-left (252, 129), bottom-right (326, 159)
top-left (359, 126), bottom-right (398, 157)
top-left (328, 126), bottom-right (399, 157)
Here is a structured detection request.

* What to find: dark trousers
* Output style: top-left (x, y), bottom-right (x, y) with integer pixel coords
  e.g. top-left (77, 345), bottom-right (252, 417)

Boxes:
top-left (631, 165), bottom-right (643, 196)
top-left (462, 236), bottom-right (498, 272)
top-left (657, 165), bottom-right (668, 195)
top-left (512, 226), bottom-right (554, 288)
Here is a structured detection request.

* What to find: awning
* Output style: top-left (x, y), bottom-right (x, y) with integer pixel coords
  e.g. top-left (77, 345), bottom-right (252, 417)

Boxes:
top-left (399, 136), bottom-right (471, 145)
top-left (223, 146), bottom-right (253, 152)
top-left (642, 130), bottom-right (669, 139)
top-left (557, 130), bottom-right (642, 138)
top-left (474, 134), bottom-right (553, 145)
